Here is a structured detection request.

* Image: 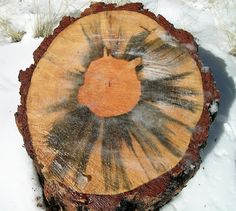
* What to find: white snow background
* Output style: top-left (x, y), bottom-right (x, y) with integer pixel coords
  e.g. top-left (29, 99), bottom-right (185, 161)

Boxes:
top-left (0, 0), bottom-right (235, 210)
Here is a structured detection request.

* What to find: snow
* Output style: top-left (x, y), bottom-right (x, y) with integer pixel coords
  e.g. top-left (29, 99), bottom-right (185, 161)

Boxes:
top-left (209, 100), bottom-right (219, 116)
top-left (0, 0), bottom-right (236, 211)
top-left (201, 66), bottom-right (210, 73)
top-left (0, 35), bottom-right (44, 210)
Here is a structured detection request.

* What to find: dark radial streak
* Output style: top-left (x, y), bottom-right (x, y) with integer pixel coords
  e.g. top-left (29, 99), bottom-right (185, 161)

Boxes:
top-left (132, 102), bottom-right (182, 158)
top-left (113, 140), bottom-right (122, 190)
top-left (156, 86), bottom-right (196, 99)
top-left (123, 31), bottom-right (150, 61)
top-left (124, 135), bottom-right (151, 180)
top-left (141, 90), bottom-right (196, 112)
top-left (115, 116), bottom-right (136, 151)
top-left (144, 38), bottom-right (164, 50)
top-left (157, 96), bottom-right (196, 112)
top-left (102, 119), bottom-right (132, 191)
top-left (47, 71), bottom-right (86, 113)
top-left (116, 116), bottom-right (151, 179)
top-left (153, 46), bottom-right (177, 61)
top-left (50, 120), bottom-right (93, 178)
top-left (101, 123), bottom-right (113, 191)
top-left (154, 45), bottom-right (183, 59)
top-left (122, 29), bottom-right (187, 75)
top-left (138, 119), bottom-right (182, 158)
top-left (142, 101), bottom-right (192, 132)
top-left (130, 38), bottom-right (173, 63)
top-left (141, 72), bottom-right (197, 112)
top-left (113, 136), bottom-right (131, 190)
top-left (165, 87), bottom-right (196, 96)
top-left (155, 44), bottom-right (183, 60)
top-left (161, 72), bottom-right (193, 81)
top-left (92, 22), bottom-right (104, 54)
top-left (75, 117), bottom-right (101, 175)
top-left (149, 126), bottom-right (182, 157)
top-left (81, 23), bottom-right (104, 68)
top-left (153, 43), bottom-right (171, 54)
top-left (47, 88), bottom-right (80, 113)
top-left (129, 125), bottom-right (160, 173)
top-left (126, 120), bottom-right (163, 158)
top-left (81, 25), bottom-right (96, 52)
top-left (143, 84), bottom-right (198, 99)
top-left (135, 38), bottom-right (163, 55)
top-left (48, 107), bottom-right (93, 178)
top-left (139, 25), bottom-right (151, 32)
top-left (66, 71), bottom-right (84, 85)
top-left (108, 26), bottom-right (124, 58)
top-left (47, 99), bottom-right (77, 113)
top-left (154, 50), bottom-right (186, 67)
top-left (107, 13), bottom-right (123, 58)
top-left (48, 107), bottom-right (91, 150)
top-left (139, 35), bottom-right (170, 55)
top-left (162, 51), bottom-right (187, 66)
top-left (156, 47), bottom-right (177, 60)
top-left (163, 88), bottom-right (195, 98)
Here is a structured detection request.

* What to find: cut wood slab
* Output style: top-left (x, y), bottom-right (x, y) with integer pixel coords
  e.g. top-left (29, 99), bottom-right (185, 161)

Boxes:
top-left (15, 2), bottom-right (220, 211)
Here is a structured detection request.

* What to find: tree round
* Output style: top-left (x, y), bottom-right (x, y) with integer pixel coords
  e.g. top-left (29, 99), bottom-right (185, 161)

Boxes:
top-left (15, 2), bottom-right (220, 211)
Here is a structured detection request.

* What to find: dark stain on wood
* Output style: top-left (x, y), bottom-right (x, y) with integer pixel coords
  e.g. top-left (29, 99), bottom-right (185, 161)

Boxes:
top-left (102, 118), bottom-right (132, 191)
top-left (45, 18), bottom-right (200, 191)
top-left (141, 72), bottom-right (198, 112)
top-left (80, 21), bottom-right (104, 69)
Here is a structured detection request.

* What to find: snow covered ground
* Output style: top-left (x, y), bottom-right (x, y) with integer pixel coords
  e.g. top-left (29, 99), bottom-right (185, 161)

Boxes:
top-left (0, 0), bottom-right (235, 210)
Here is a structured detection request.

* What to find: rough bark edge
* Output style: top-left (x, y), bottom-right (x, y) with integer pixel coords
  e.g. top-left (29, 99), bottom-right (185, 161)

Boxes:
top-left (15, 2), bottom-right (220, 211)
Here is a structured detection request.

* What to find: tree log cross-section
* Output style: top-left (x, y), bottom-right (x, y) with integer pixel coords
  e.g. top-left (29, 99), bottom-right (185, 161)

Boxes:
top-left (15, 2), bottom-right (220, 211)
